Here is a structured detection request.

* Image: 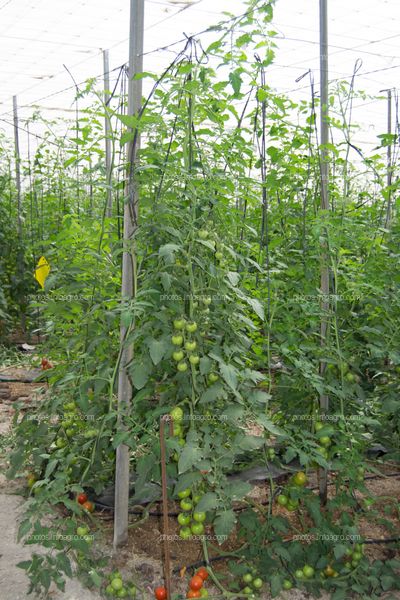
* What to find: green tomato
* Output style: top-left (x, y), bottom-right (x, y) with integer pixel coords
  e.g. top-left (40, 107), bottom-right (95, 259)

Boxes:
top-left (293, 471), bottom-right (307, 486)
top-left (208, 373), bottom-right (219, 383)
top-left (192, 494), bottom-right (202, 504)
top-left (252, 578), bottom-right (263, 590)
top-left (315, 421), bottom-right (324, 432)
top-left (172, 335), bottom-right (183, 346)
top-left (76, 526), bottom-right (89, 536)
top-left (185, 341), bottom-right (197, 352)
top-left (172, 351), bottom-right (184, 362)
top-left (128, 587), bottom-right (137, 598)
top-left (317, 446), bottom-right (329, 458)
top-left (180, 499), bottom-right (193, 511)
top-left (215, 251), bottom-right (223, 261)
top-left (277, 494), bottom-right (288, 506)
top-left (345, 372), bottom-right (356, 383)
top-left (173, 424), bottom-right (183, 437)
top-left (200, 589), bottom-right (208, 598)
top-left (111, 578), bottom-right (123, 591)
top-left (117, 590), bottom-right (128, 598)
top-left (105, 585), bottom-right (114, 595)
top-left (56, 437), bottom-right (66, 448)
top-left (186, 322), bottom-right (198, 333)
top-left (177, 361), bottom-right (188, 373)
top-left (243, 574), bottom-right (253, 584)
top-left (177, 513), bottom-right (191, 526)
top-left (173, 319), bottom-right (186, 330)
top-left (193, 511), bottom-right (206, 523)
top-left (351, 559), bottom-right (359, 568)
top-left (65, 428), bottom-right (75, 438)
top-left (198, 230), bottom-right (209, 240)
top-left (203, 296), bottom-right (212, 306)
top-left (178, 438), bottom-right (186, 447)
top-left (352, 551), bottom-right (362, 561)
top-left (179, 526), bottom-right (192, 540)
top-left (295, 569), bottom-right (304, 580)
top-left (319, 436), bottom-right (331, 447)
top-left (283, 580), bottom-right (293, 590)
top-left (302, 565), bottom-right (315, 579)
top-left (191, 522), bottom-right (204, 535)
top-left (189, 355), bottom-right (200, 365)
top-left (243, 587), bottom-right (252, 595)
top-left (170, 406), bottom-right (184, 422)
top-left (178, 488), bottom-right (191, 499)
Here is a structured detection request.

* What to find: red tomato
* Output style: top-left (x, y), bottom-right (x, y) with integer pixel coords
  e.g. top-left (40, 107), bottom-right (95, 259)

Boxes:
top-left (77, 493), bottom-right (88, 505)
top-left (187, 591), bottom-right (201, 599)
top-left (82, 500), bottom-right (94, 513)
top-left (155, 587), bottom-right (167, 600)
top-left (189, 576), bottom-right (204, 591)
top-left (196, 568), bottom-right (209, 581)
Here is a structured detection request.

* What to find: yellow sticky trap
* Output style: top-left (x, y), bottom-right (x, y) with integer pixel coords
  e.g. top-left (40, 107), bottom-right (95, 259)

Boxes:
top-left (34, 256), bottom-right (50, 289)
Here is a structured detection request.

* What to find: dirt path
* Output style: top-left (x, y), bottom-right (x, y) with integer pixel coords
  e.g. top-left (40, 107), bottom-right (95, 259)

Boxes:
top-left (0, 373), bottom-right (103, 600)
top-left (0, 488), bottom-right (102, 600)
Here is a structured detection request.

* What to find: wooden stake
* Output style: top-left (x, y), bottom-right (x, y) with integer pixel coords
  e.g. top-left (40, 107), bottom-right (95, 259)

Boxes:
top-left (113, 0), bottom-right (145, 549)
top-left (319, 0), bottom-right (330, 505)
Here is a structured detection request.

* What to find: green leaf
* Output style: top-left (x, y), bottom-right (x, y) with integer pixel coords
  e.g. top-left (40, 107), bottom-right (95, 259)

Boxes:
top-left (220, 363), bottom-right (238, 391)
top-left (148, 338), bottom-right (168, 365)
top-left (130, 360), bottom-right (152, 390)
top-left (255, 413), bottom-right (285, 436)
top-left (175, 472), bottom-right (202, 493)
top-left (196, 492), bottom-right (219, 512)
top-left (333, 544), bottom-right (348, 560)
top-left (213, 509), bottom-right (236, 542)
top-left (199, 356), bottom-right (212, 375)
top-left (18, 519), bottom-right (32, 541)
top-left (88, 569), bottom-right (102, 587)
top-left (159, 243), bottom-right (181, 261)
top-left (270, 574), bottom-right (282, 598)
top-left (238, 435), bottom-right (265, 451)
top-left (245, 297), bottom-right (265, 320)
top-left (229, 70), bottom-right (242, 96)
top-left (178, 444), bottom-right (202, 474)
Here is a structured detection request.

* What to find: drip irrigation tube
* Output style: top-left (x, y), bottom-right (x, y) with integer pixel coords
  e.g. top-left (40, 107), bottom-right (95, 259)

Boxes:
top-left (93, 471), bottom-right (400, 516)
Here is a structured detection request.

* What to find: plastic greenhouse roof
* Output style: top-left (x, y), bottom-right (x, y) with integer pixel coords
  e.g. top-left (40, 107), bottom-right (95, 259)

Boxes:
top-left (0, 0), bottom-right (399, 152)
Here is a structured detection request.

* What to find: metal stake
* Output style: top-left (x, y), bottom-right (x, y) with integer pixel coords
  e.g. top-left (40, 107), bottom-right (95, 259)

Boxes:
top-left (103, 49), bottom-right (113, 218)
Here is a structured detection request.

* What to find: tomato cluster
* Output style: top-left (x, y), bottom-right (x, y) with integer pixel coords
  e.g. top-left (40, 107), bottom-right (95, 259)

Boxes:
top-left (241, 569), bottom-right (264, 597)
top-left (314, 421), bottom-right (333, 460)
top-left (276, 470), bottom-right (308, 512)
top-left (176, 487), bottom-right (207, 538)
top-left (171, 319), bottom-right (200, 373)
top-left (105, 571), bottom-right (136, 598)
top-left (186, 568), bottom-right (209, 598)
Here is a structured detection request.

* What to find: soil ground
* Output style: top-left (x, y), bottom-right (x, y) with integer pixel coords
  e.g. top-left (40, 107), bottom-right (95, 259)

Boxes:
top-left (0, 364), bottom-right (399, 600)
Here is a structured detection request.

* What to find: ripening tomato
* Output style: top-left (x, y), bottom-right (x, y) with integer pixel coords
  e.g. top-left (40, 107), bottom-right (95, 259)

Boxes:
top-left (154, 587), bottom-right (167, 600)
top-left (82, 500), bottom-right (95, 513)
top-left (189, 575), bottom-right (204, 591)
top-left (196, 567), bottom-right (209, 581)
top-left (187, 590), bottom-right (201, 598)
